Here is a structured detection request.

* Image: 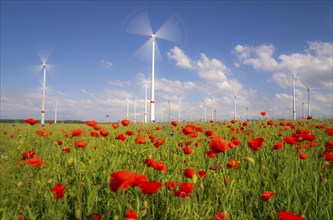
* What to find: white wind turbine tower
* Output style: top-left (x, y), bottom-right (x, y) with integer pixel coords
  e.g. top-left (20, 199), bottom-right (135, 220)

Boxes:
top-left (144, 81), bottom-right (148, 123)
top-left (301, 81), bottom-right (313, 118)
top-left (178, 98), bottom-right (182, 122)
top-left (204, 99), bottom-right (207, 121)
top-left (134, 99), bottom-right (137, 123)
top-left (211, 97), bottom-right (214, 120)
top-left (40, 63), bottom-right (47, 126)
top-left (54, 101), bottom-right (58, 124)
top-left (292, 73), bottom-right (297, 121)
top-left (124, 10), bottom-right (183, 122)
top-left (233, 95), bottom-right (237, 120)
top-left (126, 97), bottom-right (130, 120)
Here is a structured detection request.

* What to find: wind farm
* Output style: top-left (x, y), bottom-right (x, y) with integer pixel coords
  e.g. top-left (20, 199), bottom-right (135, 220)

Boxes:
top-left (0, 2), bottom-right (332, 220)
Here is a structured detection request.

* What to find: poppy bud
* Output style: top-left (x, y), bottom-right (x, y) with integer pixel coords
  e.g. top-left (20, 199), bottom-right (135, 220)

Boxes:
top-left (246, 157), bottom-right (255, 164)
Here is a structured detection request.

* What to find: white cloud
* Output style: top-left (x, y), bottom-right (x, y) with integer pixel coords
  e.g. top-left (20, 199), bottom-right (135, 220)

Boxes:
top-left (101, 59), bottom-right (113, 69)
top-left (167, 47), bottom-right (193, 69)
top-left (233, 41), bottom-right (333, 90)
top-left (108, 80), bottom-right (131, 87)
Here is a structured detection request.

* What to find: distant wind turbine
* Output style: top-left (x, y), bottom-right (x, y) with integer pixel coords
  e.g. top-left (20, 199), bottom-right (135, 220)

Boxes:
top-left (54, 101), bottom-right (58, 124)
top-left (125, 10), bottom-right (183, 122)
top-left (144, 81), bottom-right (148, 123)
top-left (211, 97), bottom-right (214, 120)
top-left (40, 63), bottom-right (47, 126)
top-left (301, 81), bottom-right (314, 118)
top-left (234, 95), bottom-right (237, 120)
top-left (126, 97), bottom-right (130, 120)
top-left (292, 73), bottom-right (297, 121)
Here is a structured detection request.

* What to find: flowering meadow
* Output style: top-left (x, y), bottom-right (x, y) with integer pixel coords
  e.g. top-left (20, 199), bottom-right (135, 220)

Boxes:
top-left (0, 116), bottom-right (332, 220)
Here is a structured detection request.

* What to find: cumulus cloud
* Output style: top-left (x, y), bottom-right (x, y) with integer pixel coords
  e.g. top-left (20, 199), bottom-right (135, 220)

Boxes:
top-left (167, 47), bottom-right (193, 69)
top-left (233, 41), bottom-right (333, 89)
top-left (168, 46), bottom-right (243, 94)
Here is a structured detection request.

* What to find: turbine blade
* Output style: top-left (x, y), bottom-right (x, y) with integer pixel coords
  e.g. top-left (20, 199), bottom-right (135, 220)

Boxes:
top-left (123, 9), bottom-right (153, 37)
top-left (132, 38), bottom-right (152, 63)
top-left (35, 43), bottom-right (54, 64)
top-left (155, 15), bottom-right (183, 43)
top-left (132, 38), bottom-right (162, 64)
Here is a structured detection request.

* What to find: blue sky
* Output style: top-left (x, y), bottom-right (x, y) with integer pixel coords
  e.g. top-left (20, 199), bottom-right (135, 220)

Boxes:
top-left (1, 1), bottom-right (332, 122)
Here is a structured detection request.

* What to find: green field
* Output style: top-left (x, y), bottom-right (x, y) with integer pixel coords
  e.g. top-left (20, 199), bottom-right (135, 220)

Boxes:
top-left (0, 119), bottom-right (332, 220)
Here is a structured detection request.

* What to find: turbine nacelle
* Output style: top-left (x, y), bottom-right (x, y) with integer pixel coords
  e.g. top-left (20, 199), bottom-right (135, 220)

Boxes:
top-left (151, 34), bottom-right (157, 41)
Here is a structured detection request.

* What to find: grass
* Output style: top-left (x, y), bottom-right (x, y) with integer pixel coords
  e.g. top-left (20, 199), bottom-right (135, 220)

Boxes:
top-left (0, 119), bottom-right (332, 220)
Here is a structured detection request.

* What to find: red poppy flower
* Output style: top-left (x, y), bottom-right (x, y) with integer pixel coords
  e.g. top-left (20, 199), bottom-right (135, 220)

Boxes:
top-left (63, 148), bottom-right (71, 153)
top-left (278, 211), bottom-right (304, 220)
top-left (116, 133), bottom-right (126, 142)
top-left (72, 129), bottom-right (84, 137)
top-left (174, 182), bottom-right (195, 198)
top-left (209, 136), bottom-right (229, 153)
top-left (93, 124), bottom-right (102, 131)
top-left (180, 182), bottom-right (195, 194)
top-left (273, 142), bottom-right (283, 150)
top-left (121, 119), bottom-right (130, 126)
top-left (184, 168), bottom-right (196, 178)
top-left (25, 118), bottom-right (38, 125)
top-left (182, 126), bottom-right (194, 135)
top-left (198, 170), bottom-right (207, 178)
top-left (325, 128), bottom-right (333, 136)
top-left (90, 131), bottom-right (99, 138)
top-left (206, 150), bottom-right (216, 158)
top-left (299, 153), bottom-right (307, 160)
top-left (226, 160), bottom-right (239, 169)
top-left (325, 153), bottom-right (333, 161)
top-left (214, 212), bottom-right (229, 220)
top-left (75, 140), bottom-right (87, 148)
top-left (36, 129), bottom-right (46, 137)
top-left (125, 130), bottom-right (135, 136)
top-left (205, 130), bottom-right (214, 137)
top-left (248, 137), bottom-right (264, 151)
top-left (109, 170), bottom-right (147, 192)
top-left (111, 123), bottom-right (120, 129)
top-left (260, 112), bottom-right (266, 116)
top-left (267, 120), bottom-right (274, 125)
top-left (231, 137), bottom-right (241, 146)
top-left (135, 136), bottom-right (146, 144)
top-left (183, 146), bottom-right (193, 155)
top-left (86, 120), bottom-right (97, 127)
top-left (51, 183), bottom-right (66, 200)
top-left (154, 139), bottom-right (165, 148)
top-left (22, 150), bottom-right (36, 160)
top-left (56, 140), bottom-right (63, 146)
top-left (284, 137), bottom-right (298, 145)
top-left (165, 181), bottom-right (177, 191)
top-left (171, 121), bottom-right (178, 126)
top-left (100, 129), bottom-right (109, 137)
top-left (125, 209), bottom-right (138, 220)
top-left (261, 191), bottom-right (274, 201)
top-left (25, 157), bottom-right (44, 167)
top-left (138, 181), bottom-right (162, 194)
top-left (93, 213), bottom-right (100, 220)
top-left (18, 215), bottom-right (24, 220)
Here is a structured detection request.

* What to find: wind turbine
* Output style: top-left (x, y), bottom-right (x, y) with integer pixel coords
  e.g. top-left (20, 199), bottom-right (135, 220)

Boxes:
top-left (54, 101), bottom-right (58, 124)
top-left (292, 73), bottom-right (297, 121)
top-left (204, 99), bottom-right (207, 121)
top-left (125, 10), bottom-right (183, 122)
top-left (233, 95), bottom-right (237, 120)
top-left (301, 81), bottom-right (313, 118)
top-left (211, 97), bottom-right (214, 120)
top-left (40, 62), bottom-right (47, 126)
top-left (134, 99), bottom-right (137, 123)
top-left (178, 98), bottom-right (181, 122)
top-left (144, 81), bottom-right (148, 123)
top-left (126, 97), bottom-right (130, 120)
